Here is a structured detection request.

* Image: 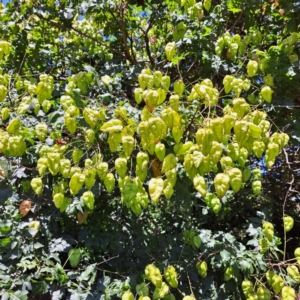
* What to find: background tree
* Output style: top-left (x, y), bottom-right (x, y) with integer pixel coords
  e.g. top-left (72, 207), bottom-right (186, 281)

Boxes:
top-left (0, 0), bottom-right (299, 299)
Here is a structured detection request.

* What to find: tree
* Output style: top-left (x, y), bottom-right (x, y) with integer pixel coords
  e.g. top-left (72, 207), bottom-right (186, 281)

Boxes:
top-left (0, 0), bottom-right (299, 299)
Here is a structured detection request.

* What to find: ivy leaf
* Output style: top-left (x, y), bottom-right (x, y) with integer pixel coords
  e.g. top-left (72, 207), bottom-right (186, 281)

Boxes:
top-left (0, 275), bottom-right (11, 287)
top-left (200, 229), bottom-right (212, 243)
top-left (224, 233), bottom-right (236, 243)
top-left (13, 168), bottom-right (27, 179)
top-left (70, 294), bottom-right (81, 300)
top-left (220, 249), bottom-right (232, 263)
top-left (50, 237), bottom-right (75, 253)
top-left (84, 65), bottom-right (96, 74)
top-left (51, 289), bottom-right (65, 300)
top-left (246, 225), bottom-right (258, 238)
top-left (96, 276), bottom-right (111, 291)
top-left (78, 264), bottom-right (96, 282)
top-left (80, 2), bottom-right (90, 14)
top-left (238, 259), bottom-right (254, 274)
top-left (247, 239), bottom-right (258, 247)
top-left (63, 8), bottom-right (74, 19)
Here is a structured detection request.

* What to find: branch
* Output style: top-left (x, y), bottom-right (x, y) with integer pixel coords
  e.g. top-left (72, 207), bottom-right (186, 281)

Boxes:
top-left (108, 6), bottom-right (137, 65)
top-left (229, 11), bottom-right (244, 32)
top-left (17, 52), bottom-right (27, 75)
top-left (282, 148), bottom-right (295, 261)
top-left (129, 32), bottom-right (136, 63)
top-left (144, 10), bottom-right (157, 66)
top-left (36, 14), bottom-right (131, 63)
top-left (144, 31), bottom-right (155, 66)
top-left (138, 4), bottom-right (162, 67)
top-left (183, 102), bottom-right (205, 137)
top-left (118, 1), bottom-right (137, 64)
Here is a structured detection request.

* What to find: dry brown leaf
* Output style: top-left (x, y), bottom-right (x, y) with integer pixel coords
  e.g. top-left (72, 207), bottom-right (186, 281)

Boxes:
top-left (150, 158), bottom-right (162, 178)
top-left (150, 35), bottom-right (157, 44)
top-left (279, 9), bottom-right (285, 16)
top-left (19, 200), bottom-right (32, 217)
top-left (77, 209), bottom-right (88, 225)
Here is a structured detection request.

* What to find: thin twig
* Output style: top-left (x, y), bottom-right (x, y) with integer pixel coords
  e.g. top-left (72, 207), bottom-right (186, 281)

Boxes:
top-left (138, 16), bottom-right (156, 66)
top-left (186, 270), bottom-right (194, 296)
top-left (36, 14), bottom-right (131, 63)
top-left (118, 1), bottom-right (137, 64)
top-left (229, 12), bottom-right (244, 32)
top-left (17, 52), bottom-right (27, 75)
top-left (282, 148), bottom-right (295, 261)
top-left (144, 31), bottom-right (155, 66)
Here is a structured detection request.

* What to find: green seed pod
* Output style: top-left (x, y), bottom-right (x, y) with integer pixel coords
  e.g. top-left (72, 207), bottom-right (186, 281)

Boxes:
top-left (155, 143), bottom-right (166, 162)
top-left (164, 265), bottom-right (178, 288)
top-left (264, 74), bottom-right (274, 87)
top-left (69, 172), bottom-right (86, 195)
top-left (122, 135), bottom-right (135, 157)
top-left (263, 221), bottom-right (274, 241)
top-left (260, 86), bottom-right (273, 103)
top-left (271, 274), bottom-right (284, 294)
top-left (1, 107), bottom-right (10, 120)
top-left (165, 42), bottom-right (176, 61)
top-left (174, 79), bottom-right (185, 96)
top-left (47, 152), bottom-right (61, 176)
top-left (31, 177), bottom-right (43, 195)
top-left (242, 280), bottom-right (254, 297)
top-left (104, 173), bottom-right (115, 193)
top-left (83, 167), bottom-right (96, 189)
top-left (281, 286), bottom-right (296, 300)
top-left (37, 157), bottom-right (48, 175)
top-left (145, 264), bottom-right (162, 288)
top-left (252, 180), bottom-right (262, 195)
top-left (283, 216), bottom-right (294, 232)
top-left (226, 167), bottom-right (242, 193)
top-left (155, 88), bottom-right (166, 106)
top-left (84, 129), bottom-right (96, 143)
top-left (60, 159), bottom-right (71, 178)
top-left (196, 261), bottom-right (208, 278)
top-left (252, 168), bottom-right (262, 181)
top-left (224, 266), bottom-right (234, 281)
top-left (193, 175), bottom-right (207, 197)
top-left (122, 291), bottom-right (134, 300)
top-left (169, 94), bottom-right (180, 111)
top-left (0, 130), bottom-right (8, 153)
top-left (252, 141), bottom-right (265, 158)
top-left (115, 158), bottom-right (127, 179)
top-left (257, 286), bottom-right (271, 300)
top-left (134, 87), bottom-right (143, 104)
top-left (53, 193), bottom-right (65, 209)
top-left (7, 118), bottom-right (22, 134)
top-left (161, 75), bottom-right (170, 91)
top-left (247, 60), bottom-right (259, 77)
top-left (226, 143), bottom-right (240, 161)
top-left (287, 265), bottom-right (300, 283)
top-left (214, 173), bottom-right (230, 198)
top-left (220, 156), bottom-right (234, 171)
top-left (82, 191), bottom-right (95, 210)
top-left (72, 148), bottom-right (84, 164)
top-left (42, 100), bottom-right (52, 113)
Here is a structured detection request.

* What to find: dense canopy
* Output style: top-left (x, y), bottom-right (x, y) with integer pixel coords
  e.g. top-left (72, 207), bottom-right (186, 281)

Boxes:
top-left (0, 0), bottom-right (299, 299)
